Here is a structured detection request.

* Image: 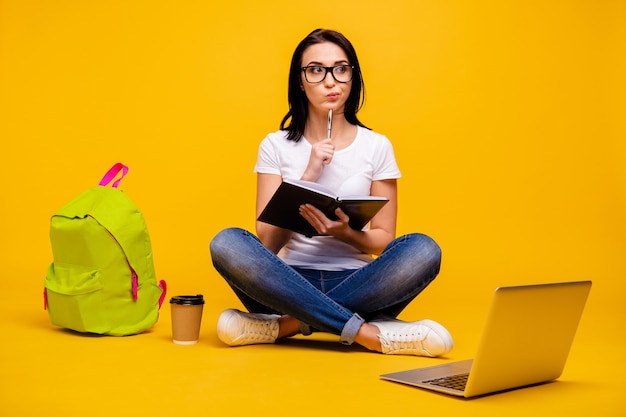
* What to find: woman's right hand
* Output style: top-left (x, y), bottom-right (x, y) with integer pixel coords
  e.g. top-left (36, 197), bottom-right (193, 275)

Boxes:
top-left (301, 138), bottom-right (334, 182)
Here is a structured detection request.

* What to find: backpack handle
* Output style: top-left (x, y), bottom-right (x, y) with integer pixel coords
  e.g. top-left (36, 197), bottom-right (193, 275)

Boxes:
top-left (99, 163), bottom-right (129, 188)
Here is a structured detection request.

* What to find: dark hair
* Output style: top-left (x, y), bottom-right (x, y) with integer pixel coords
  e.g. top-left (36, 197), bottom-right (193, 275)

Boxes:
top-left (279, 29), bottom-right (369, 141)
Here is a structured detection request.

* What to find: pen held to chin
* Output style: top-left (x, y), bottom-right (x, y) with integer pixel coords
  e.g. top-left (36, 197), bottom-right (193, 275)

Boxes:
top-left (327, 108), bottom-right (333, 139)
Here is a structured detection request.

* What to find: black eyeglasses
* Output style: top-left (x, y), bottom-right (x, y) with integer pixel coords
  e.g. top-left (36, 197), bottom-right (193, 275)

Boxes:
top-left (301, 65), bottom-right (355, 84)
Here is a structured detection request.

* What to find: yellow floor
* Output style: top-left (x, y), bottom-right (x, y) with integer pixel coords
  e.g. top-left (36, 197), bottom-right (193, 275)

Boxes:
top-left (1, 278), bottom-right (623, 417)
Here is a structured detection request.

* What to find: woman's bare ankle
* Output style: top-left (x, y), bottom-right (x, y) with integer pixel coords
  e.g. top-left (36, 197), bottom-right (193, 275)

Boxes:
top-left (277, 315), bottom-right (300, 339)
top-left (354, 322), bottom-right (382, 352)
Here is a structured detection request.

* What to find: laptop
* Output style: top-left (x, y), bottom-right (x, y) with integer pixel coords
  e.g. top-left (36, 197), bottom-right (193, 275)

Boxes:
top-left (380, 280), bottom-right (592, 398)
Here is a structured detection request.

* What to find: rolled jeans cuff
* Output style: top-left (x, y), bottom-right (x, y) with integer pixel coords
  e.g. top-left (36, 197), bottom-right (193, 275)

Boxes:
top-left (340, 313), bottom-right (365, 345)
top-left (299, 321), bottom-right (312, 336)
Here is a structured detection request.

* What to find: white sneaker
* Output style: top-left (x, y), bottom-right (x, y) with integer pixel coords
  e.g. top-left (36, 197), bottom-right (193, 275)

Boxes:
top-left (374, 319), bottom-right (453, 357)
top-left (217, 308), bottom-right (280, 346)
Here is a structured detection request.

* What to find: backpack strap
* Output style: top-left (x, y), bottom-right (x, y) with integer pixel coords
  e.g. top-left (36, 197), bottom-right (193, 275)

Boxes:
top-left (98, 163), bottom-right (129, 188)
top-left (158, 280), bottom-right (167, 309)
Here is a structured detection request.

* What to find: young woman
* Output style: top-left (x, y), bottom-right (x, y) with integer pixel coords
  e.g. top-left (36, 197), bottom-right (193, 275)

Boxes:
top-left (209, 29), bottom-right (453, 356)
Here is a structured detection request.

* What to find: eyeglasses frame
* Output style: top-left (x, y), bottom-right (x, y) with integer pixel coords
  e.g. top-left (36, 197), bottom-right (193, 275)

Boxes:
top-left (301, 65), bottom-right (355, 84)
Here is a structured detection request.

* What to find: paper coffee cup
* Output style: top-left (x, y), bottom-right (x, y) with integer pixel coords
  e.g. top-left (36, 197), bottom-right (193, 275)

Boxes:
top-left (170, 295), bottom-right (204, 345)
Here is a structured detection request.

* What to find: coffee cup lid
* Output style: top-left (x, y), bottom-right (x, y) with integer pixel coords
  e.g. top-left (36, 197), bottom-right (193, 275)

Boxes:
top-left (170, 294), bottom-right (205, 305)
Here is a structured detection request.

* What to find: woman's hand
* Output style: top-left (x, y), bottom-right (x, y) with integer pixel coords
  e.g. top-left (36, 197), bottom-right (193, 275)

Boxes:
top-left (299, 204), bottom-right (350, 237)
top-left (299, 179), bottom-right (398, 255)
top-left (301, 138), bottom-right (334, 182)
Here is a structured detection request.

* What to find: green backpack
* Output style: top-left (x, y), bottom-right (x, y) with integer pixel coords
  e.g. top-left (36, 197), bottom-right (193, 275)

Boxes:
top-left (44, 163), bottom-right (167, 336)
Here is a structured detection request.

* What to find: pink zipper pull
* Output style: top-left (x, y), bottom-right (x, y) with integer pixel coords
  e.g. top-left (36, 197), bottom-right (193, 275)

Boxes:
top-left (132, 270), bottom-right (138, 301)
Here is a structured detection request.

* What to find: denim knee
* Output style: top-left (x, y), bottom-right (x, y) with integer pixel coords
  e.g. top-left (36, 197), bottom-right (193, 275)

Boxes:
top-left (403, 233), bottom-right (442, 272)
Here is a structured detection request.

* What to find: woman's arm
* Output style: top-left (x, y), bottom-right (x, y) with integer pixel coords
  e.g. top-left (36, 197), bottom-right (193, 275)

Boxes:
top-left (298, 179), bottom-right (398, 255)
top-left (255, 173), bottom-right (293, 253)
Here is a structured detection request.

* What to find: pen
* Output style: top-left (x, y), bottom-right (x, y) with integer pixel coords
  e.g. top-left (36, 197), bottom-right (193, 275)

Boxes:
top-left (327, 109), bottom-right (333, 139)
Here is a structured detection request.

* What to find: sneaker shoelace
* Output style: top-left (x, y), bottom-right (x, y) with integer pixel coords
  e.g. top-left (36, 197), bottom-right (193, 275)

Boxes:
top-left (238, 315), bottom-right (279, 342)
top-left (379, 326), bottom-right (429, 353)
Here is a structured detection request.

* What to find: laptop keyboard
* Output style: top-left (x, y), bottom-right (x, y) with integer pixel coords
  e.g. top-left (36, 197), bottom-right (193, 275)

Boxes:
top-left (424, 373), bottom-right (469, 391)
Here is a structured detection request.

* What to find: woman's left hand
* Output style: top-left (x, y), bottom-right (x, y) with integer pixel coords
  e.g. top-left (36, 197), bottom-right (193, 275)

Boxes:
top-left (298, 204), bottom-right (350, 237)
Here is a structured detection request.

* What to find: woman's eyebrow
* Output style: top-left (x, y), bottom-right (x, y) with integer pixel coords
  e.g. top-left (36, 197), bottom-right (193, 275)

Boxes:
top-left (303, 59), bottom-right (350, 67)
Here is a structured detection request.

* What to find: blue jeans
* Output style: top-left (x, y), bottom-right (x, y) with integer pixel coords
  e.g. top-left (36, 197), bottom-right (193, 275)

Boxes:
top-left (209, 228), bottom-right (442, 345)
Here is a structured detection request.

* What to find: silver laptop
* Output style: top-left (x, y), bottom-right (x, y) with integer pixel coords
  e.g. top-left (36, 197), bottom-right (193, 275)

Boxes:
top-left (380, 281), bottom-right (591, 398)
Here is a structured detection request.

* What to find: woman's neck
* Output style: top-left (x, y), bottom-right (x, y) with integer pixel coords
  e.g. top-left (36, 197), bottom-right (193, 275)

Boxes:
top-left (304, 111), bottom-right (357, 148)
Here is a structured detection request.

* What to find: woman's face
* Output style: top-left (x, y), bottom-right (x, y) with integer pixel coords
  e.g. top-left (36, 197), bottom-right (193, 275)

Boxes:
top-left (300, 41), bottom-right (352, 116)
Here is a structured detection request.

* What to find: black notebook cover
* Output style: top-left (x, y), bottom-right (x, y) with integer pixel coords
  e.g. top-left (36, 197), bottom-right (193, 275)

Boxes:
top-left (257, 179), bottom-right (388, 237)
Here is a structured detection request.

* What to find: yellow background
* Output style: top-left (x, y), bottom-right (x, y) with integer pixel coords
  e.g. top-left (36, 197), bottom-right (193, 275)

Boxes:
top-left (1, 0), bottom-right (624, 415)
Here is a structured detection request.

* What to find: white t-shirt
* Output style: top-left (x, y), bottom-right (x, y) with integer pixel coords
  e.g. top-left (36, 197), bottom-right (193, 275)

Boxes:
top-left (254, 126), bottom-right (401, 271)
